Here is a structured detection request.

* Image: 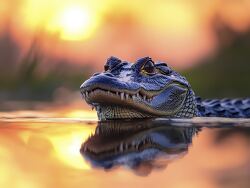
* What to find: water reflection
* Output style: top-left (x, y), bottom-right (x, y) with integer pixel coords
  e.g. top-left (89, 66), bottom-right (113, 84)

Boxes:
top-left (0, 115), bottom-right (249, 188)
top-left (81, 119), bottom-right (199, 175)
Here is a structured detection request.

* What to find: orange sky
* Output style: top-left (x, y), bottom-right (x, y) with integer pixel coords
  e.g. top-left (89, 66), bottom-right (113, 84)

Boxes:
top-left (0, 0), bottom-right (250, 69)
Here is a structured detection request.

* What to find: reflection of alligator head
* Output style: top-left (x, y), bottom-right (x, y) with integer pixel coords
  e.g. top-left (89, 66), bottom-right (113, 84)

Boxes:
top-left (80, 120), bottom-right (199, 176)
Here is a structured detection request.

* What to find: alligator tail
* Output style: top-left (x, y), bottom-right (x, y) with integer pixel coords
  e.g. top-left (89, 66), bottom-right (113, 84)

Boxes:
top-left (196, 98), bottom-right (250, 118)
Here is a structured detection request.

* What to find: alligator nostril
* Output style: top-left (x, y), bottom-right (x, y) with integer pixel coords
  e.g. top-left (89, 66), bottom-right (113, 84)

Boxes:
top-left (93, 72), bottom-right (101, 76)
top-left (105, 73), bottom-right (114, 77)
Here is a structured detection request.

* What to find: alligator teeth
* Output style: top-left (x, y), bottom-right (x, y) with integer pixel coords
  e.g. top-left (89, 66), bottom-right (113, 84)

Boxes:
top-left (83, 145), bottom-right (87, 152)
top-left (119, 143), bottom-right (123, 152)
top-left (132, 95), bottom-right (136, 101)
top-left (82, 93), bottom-right (85, 98)
top-left (95, 127), bottom-right (100, 135)
top-left (125, 143), bottom-right (128, 149)
top-left (121, 92), bottom-right (124, 100)
top-left (83, 88), bottom-right (155, 102)
top-left (135, 144), bottom-right (139, 150)
top-left (132, 141), bottom-right (136, 146)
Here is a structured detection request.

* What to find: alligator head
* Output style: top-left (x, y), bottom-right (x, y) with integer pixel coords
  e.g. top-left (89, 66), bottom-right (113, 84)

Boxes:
top-left (80, 56), bottom-right (199, 120)
top-left (80, 120), bottom-right (199, 175)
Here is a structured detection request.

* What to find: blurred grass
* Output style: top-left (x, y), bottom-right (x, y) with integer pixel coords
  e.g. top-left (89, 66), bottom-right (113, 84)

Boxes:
top-left (0, 40), bottom-right (92, 101)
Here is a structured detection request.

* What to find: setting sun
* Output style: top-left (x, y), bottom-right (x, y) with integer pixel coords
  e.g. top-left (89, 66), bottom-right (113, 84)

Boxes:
top-left (21, 0), bottom-right (100, 41)
top-left (56, 6), bottom-right (94, 41)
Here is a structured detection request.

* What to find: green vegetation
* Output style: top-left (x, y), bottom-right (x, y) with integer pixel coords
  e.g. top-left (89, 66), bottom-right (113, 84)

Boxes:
top-left (0, 41), bottom-right (92, 101)
top-left (182, 28), bottom-right (250, 98)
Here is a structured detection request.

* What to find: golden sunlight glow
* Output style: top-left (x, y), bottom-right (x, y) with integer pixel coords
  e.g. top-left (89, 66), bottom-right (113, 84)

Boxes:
top-left (139, 1), bottom-right (198, 33)
top-left (53, 5), bottom-right (96, 40)
top-left (22, 0), bottom-right (100, 41)
top-left (9, 0), bottom-right (250, 66)
top-left (10, 122), bottom-right (94, 170)
top-left (50, 131), bottom-right (91, 170)
top-left (64, 109), bottom-right (97, 119)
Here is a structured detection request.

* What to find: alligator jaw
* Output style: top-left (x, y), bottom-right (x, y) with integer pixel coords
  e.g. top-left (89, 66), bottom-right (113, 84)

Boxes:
top-left (81, 88), bottom-right (153, 103)
top-left (81, 86), bottom-right (155, 103)
top-left (80, 83), bottom-right (188, 119)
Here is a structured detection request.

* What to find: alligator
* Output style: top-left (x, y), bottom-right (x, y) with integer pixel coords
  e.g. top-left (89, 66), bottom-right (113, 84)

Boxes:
top-left (80, 56), bottom-right (250, 120)
top-left (80, 120), bottom-right (198, 174)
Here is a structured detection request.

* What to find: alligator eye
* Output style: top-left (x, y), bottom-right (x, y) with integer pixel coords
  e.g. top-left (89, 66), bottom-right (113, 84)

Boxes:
top-left (142, 60), bottom-right (155, 75)
top-left (104, 65), bottom-right (109, 71)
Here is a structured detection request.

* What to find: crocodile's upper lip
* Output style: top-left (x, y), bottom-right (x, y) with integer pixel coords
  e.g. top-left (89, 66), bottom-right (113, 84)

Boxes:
top-left (80, 81), bottom-right (188, 116)
top-left (81, 86), bottom-right (154, 103)
top-left (81, 83), bottom-right (165, 98)
top-left (80, 80), bottom-right (187, 103)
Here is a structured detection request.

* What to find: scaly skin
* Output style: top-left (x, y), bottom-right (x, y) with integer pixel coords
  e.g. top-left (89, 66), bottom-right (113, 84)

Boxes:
top-left (80, 56), bottom-right (250, 120)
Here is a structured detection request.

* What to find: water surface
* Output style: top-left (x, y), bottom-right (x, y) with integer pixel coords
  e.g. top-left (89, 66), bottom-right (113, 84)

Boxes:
top-left (0, 113), bottom-right (249, 188)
